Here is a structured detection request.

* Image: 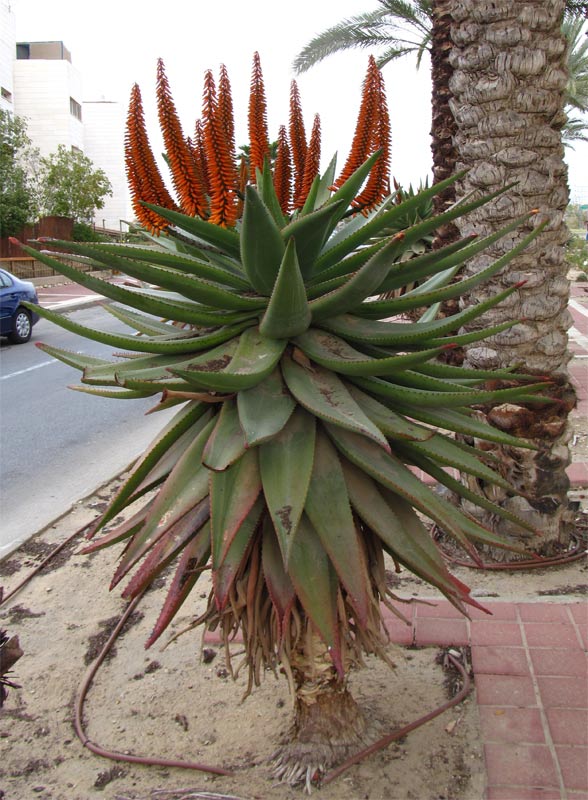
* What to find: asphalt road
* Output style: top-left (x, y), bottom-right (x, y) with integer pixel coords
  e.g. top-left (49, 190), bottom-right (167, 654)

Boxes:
top-left (0, 306), bottom-right (175, 557)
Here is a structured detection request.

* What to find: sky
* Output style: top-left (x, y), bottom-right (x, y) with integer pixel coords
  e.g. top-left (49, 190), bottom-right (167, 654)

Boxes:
top-left (12, 0), bottom-right (588, 201)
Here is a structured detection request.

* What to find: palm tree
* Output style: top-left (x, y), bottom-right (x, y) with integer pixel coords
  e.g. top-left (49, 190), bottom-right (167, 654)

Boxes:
top-left (447, 0), bottom-right (575, 556)
top-left (563, 13), bottom-right (588, 146)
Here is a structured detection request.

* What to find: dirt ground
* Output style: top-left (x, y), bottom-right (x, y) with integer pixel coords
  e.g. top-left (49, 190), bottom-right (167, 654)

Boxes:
top-left (1, 458), bottom-right (586, 800)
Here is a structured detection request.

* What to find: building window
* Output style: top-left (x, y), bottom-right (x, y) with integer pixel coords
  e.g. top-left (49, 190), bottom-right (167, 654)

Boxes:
top-left (16, 43), bottom-right (30, 59)
top-left (70, 97), bottom-right (82, 120)
top-left (1, 87), bottom-right (12, 102)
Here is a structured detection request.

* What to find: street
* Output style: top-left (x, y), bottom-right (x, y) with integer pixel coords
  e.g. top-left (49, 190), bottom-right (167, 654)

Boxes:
top-left (0, 306), bottom-right (175, 556)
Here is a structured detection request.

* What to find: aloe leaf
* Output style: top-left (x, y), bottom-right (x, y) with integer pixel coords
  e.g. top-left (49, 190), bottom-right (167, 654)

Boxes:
top-left (401, 432), bottom-right (512, 490)
top-left (281, 354), bottom-right (390, 452)
top-left (257, 163), bottom-right (288, 228)
top-left (145, 526), bottom-right (212, 647)
top-left (313, 153), bottom-right (338, 208)
top-left (237, 367), bottom-right (296, 447)
top-left (299, 174), bottom-right (322, 216)
top-left (293, 329), bottom-right (448, 377)
top-left (81, 498), bottom-right (154, 554)
top-left (287, 514), bottom-right (342, 675)
top-left (41, 239), bottom-right (250, 291)
top-left (315, 168), bottom-right (468, 272)
top-left (259, 238), bottom-right (311, 338)
top-left (326, 424), bottom-right (488, 563)
top-left (202, 398), bottom-right (247, 471)
top-left (89, 401), bottom-right (210, 534)
top-left (142, 202), bottom-right (241, 258)
top-left (403, 450), bottom-right (537, 535)
top-left (69, 385), bottom-right (157, 399)
top-left (169, 327), bottom-right (287, 392)
top-left (323, 150), bottom-right (382, 220)
top-left (351, 374), bottom-right (549, 409)
top-left (35, 342), bottom-right (109, 371)
top-left (309, 232), bottom-right (407, 322)
top-left (121, 504), bottom-right (211, 599)
top-left (261, 517), bottom-right (296, 640)
top-left (414, 361), bottom-right (537, 383)
top-left (27, 302), bottom-right (254, 355)
top-left (83, 351), bottom-right (207, 387)
top-left (346, 384), bottom-right (435, 441)
top-left (240, 185), bottom-right (286, 294)
top-left (130, 425), bottom-right (202, 499)
top-left (259, 407), bottom-right (316, 562)
top-left (304, 429), bottom-right (370, 625)
top-left (110, 418), bottom-right (215, 586)
top-left (213, 496), bottom-right (265, 610)
top-left (394, 404), bottom-right (538, 450)
top-left (103, 304), bottom-right (181, 336)
top-left (342, 462), bottom-right (472, 606)
top-left (281, 200), bottom-right (346, 279)
top-left (210, 447), bottom-right (261, 567)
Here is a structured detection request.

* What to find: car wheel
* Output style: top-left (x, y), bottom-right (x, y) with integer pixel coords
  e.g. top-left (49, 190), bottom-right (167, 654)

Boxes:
top-left (9, 307), bottom-right (33, 343)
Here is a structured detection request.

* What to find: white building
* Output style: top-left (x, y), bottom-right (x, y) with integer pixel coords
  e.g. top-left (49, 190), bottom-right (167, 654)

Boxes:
top-left (1, 2), bottom-right (129, 230)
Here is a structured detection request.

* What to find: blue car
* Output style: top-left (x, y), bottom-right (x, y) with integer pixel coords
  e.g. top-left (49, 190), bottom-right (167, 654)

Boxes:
top-left (0, 268), bottom-right (40, 343)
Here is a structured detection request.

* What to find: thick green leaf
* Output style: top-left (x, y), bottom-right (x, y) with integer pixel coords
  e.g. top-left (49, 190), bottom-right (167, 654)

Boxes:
top-left (103, 304), bottom-right (182, 336)
top-left (287, 514), bottom-right (342, 674)
top-left (281, 354), bottom-right (390, 451)
top-left (142, 202), bottom-right (241, 258)
top-left (89, 401), bottom-right (210, 533)
top-left (27, 302), bottom-right (254, 355)
top-left (213, 496), bottom-right (265, 610)
top-left (169, 327), bottom-right (287, 391)
top-left (36, 342), bottom-right (109, 371)
top-left (351, 374), bottom-right (549, 409)
top-left (202, 398), bottom-right (247, 471)
top-left (304, 430), bottom-right (370, 624)
top-left (210, 447), bottom-right (261, 567)
top-left (346, 384), bottom-right (435, 441)
top-left (110, 417), bottom-right (215, 586)
top-left (293, 329), bottom-right (448, 377)
top-left (146, 526), bottom-right (212, 647)
top-left (259, 238), bottom-right (311, 338)
top-left (81, 498), bottom-right (154, 554)
top-left (261, 516), bottom-right (295, 639)
top-left (259, 407), bottom-right (315, 562)
top-left (237, 367), bottom-right (296, 446)
top-left (281, 200), bottom-right (346, 279)
top-left (82, 351), bottom-right (211, 387)
top-left (309, 232), bottom-right (407, 322)
top-left (342, 461), bottom-right (474, 608)
top-left (257, 162), bottom-right (288, 228)
top-left (69, 385), bottom-right (157, 399)
top-left (240, 185), bottom-right (286, 294)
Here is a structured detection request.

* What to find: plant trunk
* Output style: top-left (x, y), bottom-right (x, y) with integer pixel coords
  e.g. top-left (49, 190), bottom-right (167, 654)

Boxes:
top-left (430, 0), bottom-right (461, 252)
top-left (271, 626), bottom-right (366, 788)
top-left (446, 0), bottom-right (576, 555)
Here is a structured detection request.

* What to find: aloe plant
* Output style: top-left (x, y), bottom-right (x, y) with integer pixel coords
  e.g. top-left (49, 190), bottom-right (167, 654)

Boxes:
top-left (18, 54), bottom-right (549, 787)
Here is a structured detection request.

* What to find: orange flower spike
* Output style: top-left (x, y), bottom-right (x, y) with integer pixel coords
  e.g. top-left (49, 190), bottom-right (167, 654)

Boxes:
top-left (352, 67), bottom-right (392, 213)
top-left (333, 56), bottom-right (380, 191)
top-left (289, 80), bottom-right (307, 201)
top-left (248, 52), bottom-right (270, 182)
top-left (193, 119), bottom-right (210, 196)
top-left (202, 68), bottom-right (238, 227)
top-left (125, 82), bottom-right (176, 234)
top-left (273, 125), bottom-right (292, 215)
top-left (156, 59), bottom-right (208, 218)
top-left (215, 64), bottom-right (239, 225)
top-left (294, 113), bottom-right (321, 210)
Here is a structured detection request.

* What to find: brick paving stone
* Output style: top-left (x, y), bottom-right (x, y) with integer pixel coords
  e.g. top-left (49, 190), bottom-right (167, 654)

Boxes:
top-left (567, 462), bottom-right (588, 487)
top-left (478, 705), bottom-right (545, 743)
top-left (382, 615), bottom-right (414, 646)
top-left (530, 648), bottom-right (588, 677)
top-left (470, 620), bottom-right (523, 646)
top-left (546, 709), bottom-right (588, 746)
top-left (412, 616), bottom-right (468, 646)
top-left (475, 674), bottom-right (537, 707)
top-left (414, 599), bottom-right (464, 619)
top-left (468, 602), bottom-right (518, 621)
top-left (523, 622), bottom-right (580, 648)
top-left (536, 676), bottom-right (588, 709)
top-left (568, 604), bottom-right (588, 627)
top-left (518, 604), bottom-right (570, 622)
top-left (484, 743), bottom-right (559, 788)
top-left (485, 788), bottom-right (562, 799)
top-left (556, 746), bottom-right (588, 791)
top-left (471, 645), bottom-right (529, 676)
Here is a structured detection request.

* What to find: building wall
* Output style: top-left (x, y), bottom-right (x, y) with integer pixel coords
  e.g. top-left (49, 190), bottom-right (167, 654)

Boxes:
top-left (0, 0), bottom-right (15, 112)
top-left (13, 57), bottom-right (84, 156)
top-left (83, 100), bottom-right (130, 230)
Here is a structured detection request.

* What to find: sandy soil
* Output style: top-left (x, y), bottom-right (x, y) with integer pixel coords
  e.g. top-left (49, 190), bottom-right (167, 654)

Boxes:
top-left (1, 460), bottom-right (586, 800)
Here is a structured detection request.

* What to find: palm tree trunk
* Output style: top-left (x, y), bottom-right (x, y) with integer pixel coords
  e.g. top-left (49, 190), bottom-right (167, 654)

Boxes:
top-left (446, 0), bottom-right (576, 555)
top-left (430, 0), bottom-right (461, 250)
